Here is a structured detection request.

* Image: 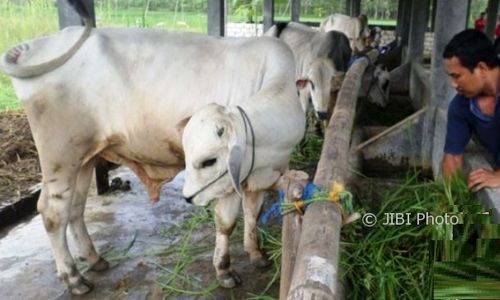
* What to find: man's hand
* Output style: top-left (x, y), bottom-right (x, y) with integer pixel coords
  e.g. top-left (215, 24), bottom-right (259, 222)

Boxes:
top-left (468, 168), bottom-right (500, 191)
top-left (442, 153), bottom-right (463, 181)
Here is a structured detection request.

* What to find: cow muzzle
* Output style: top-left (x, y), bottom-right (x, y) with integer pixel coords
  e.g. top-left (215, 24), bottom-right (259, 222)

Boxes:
top-left (184, 196), bottom-right (193, 204)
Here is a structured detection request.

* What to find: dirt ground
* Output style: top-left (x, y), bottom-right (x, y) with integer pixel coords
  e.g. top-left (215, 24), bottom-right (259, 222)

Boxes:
top-left (0, 110), bottom-right (41, 204)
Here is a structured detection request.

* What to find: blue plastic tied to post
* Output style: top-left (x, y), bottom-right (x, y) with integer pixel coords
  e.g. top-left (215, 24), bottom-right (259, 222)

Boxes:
top-left (259, 182), bottom-right (320, 225)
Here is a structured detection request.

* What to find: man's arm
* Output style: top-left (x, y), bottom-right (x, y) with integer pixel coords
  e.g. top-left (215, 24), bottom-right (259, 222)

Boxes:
top-left (442, 153), bottom-right (463, 181)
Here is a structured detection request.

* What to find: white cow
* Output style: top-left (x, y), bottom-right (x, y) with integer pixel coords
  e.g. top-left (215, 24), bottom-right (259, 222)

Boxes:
top-left (320, 13), bottom-right (370, 54)
top-left (182, 99), bottom-right (304, 287)
top-left (265, 22), bottom-right (351, 120)
top-left (0, 2), bottom-right (303, 295)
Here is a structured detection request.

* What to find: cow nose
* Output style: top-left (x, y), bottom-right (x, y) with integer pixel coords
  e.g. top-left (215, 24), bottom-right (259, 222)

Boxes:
top-left (317, 111), bottom-right (328, 120)
top-left (184, 196), bottom-right (193, 204)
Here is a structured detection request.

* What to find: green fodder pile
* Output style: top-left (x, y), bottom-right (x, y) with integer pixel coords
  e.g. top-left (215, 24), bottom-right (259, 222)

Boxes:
top-left (342, 174), bottom-right (500, 299)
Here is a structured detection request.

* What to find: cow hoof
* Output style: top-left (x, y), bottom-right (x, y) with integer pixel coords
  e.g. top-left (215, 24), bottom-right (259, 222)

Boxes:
top-left (69, 277), bottom-right (93, 295)
top-left (89, 257), bottom-right (110, 272)
top-left (217, 271), bottom-right (242, 288)
top-left (253, 257), bottom-right (272, 268)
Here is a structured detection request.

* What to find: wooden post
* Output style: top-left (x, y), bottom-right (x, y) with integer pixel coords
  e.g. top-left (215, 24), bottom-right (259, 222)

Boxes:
top-left (286, 202), bottom-right (342, 300)
top-left (315, 50), bottom-right (378, 187)
top-left (273, 171), bottom-right (309, 300)
top-left (287, 50), bottom-right (379, 300)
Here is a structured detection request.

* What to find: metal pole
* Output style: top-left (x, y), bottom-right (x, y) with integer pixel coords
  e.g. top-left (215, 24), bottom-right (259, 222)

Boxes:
top-left (422, 0), bottom-right (468, 177)
top-left (263, 0), bottom-right (274, 32)
top-left (291, 0), bottom-right (300, 22)
top-left (57, 0), bottom-right (95, 29)
top-left (208, 0), bottom-right (226, 37)
top-left (407, 0), bottom-right (430, 63)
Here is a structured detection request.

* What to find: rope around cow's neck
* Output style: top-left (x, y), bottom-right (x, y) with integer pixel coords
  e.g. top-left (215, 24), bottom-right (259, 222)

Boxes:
top-left (236, 106), bottom-right (255, 184)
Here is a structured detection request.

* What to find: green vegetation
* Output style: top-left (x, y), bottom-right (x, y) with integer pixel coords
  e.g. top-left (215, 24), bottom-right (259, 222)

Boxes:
top-left (155, 206), bottom-right (281, 299)
top-left (0, 0), bottom-right (58, 111)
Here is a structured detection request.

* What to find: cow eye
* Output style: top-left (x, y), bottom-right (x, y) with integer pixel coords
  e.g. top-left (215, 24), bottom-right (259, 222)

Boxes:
top-left (310, 81), bottom-right (315, 91)
top-left (201, 158), bottom-right (217, 168)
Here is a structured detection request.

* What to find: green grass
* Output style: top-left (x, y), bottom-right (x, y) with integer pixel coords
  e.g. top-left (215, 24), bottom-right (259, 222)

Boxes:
top-left (0, 0), bottom-right (58, 112)
top-left (339, 172), bottom-right (498, 299)
top-left (155, 206), bottom-right (281, 299)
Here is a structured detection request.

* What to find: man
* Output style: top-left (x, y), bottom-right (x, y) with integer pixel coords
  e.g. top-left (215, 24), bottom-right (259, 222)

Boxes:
top-left (442, 29), bottom-right (500, 191)
top-left (475, 12), bottom-right (486, 32)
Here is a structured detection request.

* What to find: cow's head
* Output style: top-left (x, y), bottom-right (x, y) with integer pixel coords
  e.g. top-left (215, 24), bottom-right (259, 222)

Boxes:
top-left (181, 103), bottom-right (247, 206)
top-left (296, 58), bottom-right (344, 121)
top-left (362, 64), bottom-right (390, 106)
top-left (364, 26), bottom-right (382, 49)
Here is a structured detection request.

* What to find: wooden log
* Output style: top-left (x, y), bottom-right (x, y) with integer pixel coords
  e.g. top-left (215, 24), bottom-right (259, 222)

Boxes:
top-left (287, 202), bottom-right (342, 300)
top-left (273, 171), bottom-right (310, 300)
top-left (287, 50), bottom-right (379, 300)
top-left (315, 49), bottom-right (379, 187)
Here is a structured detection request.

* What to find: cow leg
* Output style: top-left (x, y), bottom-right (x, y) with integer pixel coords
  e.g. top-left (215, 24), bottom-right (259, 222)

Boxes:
top-left (37, 167), bottom-right (93, 295)
top-left (242, 191), bottom-right (271, 268)
top-left (69, 161), bottom-right (109, 272)
top-left (213, 193), bottom-right (242, 288)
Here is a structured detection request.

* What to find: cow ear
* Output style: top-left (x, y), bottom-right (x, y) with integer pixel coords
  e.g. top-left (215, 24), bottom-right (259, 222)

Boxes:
top-left (227, 120), bottom-right (245, 197)
top-left (296, 78), bottom-right (310, 90)
top-left (228, 145), bottom-right (243, 197)
top-left (176, 116), bottom-right (191, 136)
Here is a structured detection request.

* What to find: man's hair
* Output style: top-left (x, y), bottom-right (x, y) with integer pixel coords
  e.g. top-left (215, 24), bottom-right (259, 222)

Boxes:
top-left (443, 29), bottom-right (498, 72)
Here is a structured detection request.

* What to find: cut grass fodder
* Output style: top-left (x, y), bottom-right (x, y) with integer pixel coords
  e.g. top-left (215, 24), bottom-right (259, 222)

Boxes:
top-left (155, 206), bottom-right (281, 299)
top-left (342, 173), bottom-right (498, 299)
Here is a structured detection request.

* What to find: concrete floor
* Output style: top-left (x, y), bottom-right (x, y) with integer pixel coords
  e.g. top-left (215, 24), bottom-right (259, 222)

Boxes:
top-left (0, 168), bottom-right (194, 300)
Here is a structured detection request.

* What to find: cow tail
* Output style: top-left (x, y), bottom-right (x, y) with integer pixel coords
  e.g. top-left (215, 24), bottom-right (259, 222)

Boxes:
top-left (0, 4), bottom-right (92, 78)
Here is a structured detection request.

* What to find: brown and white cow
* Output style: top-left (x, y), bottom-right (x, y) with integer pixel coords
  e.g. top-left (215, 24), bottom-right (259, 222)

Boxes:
top-left (0, 1), bottom-right (304, 294)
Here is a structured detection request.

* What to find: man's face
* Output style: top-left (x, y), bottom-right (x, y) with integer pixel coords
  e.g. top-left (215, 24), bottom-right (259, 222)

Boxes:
top-left (444, 56), bottom-right (484, 98)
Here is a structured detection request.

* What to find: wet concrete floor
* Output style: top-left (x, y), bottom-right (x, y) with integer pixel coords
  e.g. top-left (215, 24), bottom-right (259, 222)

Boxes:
top-left (0, 168), bottom-right (280, 300)
top-left (0, 168), bottom-right (193, 300)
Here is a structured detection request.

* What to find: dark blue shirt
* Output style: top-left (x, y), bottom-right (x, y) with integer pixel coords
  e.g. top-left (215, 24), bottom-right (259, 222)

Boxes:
top-left (444, 94), bottom-right (500, 164)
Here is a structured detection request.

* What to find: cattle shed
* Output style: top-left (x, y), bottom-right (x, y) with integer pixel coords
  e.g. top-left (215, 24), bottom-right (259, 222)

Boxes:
top-left (3, 0), bottom-right (500, 299)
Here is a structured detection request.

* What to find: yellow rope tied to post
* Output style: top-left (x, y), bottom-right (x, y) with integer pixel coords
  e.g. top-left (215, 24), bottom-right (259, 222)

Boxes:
top-left (293, 199), bottom-right (305, 215)
top-left (329, 181), bottom-right (347, 220)
top-left (281, 181), bottom-right (353, 219)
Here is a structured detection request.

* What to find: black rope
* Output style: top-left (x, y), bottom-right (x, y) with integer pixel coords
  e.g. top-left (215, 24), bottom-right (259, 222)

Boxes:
top-left (236, 106), bottom-right (255, 184)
